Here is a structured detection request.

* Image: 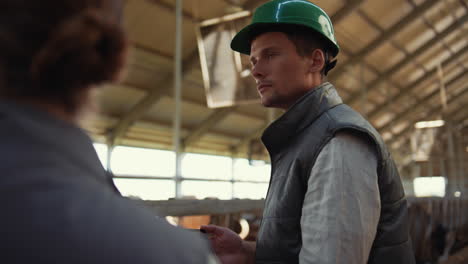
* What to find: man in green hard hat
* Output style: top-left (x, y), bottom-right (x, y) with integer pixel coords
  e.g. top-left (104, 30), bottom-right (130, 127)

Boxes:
top-left (202, 0), bottom-right (415, 263)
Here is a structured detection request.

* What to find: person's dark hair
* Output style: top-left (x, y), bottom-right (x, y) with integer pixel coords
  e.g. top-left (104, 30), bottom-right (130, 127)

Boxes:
top-left (249, 24), bottom-right (338, 77)
top-left (0, 0), bottom-right (127, 113)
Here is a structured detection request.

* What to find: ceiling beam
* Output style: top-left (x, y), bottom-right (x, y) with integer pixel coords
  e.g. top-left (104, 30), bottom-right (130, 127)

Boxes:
top-left (387, 84), bottom-right (468, 146)
top-left (232, 109), bottom-right (283, 153)
top-left (368, 43), bottom-right (468, 121)
top-left (233, 122), bottom-right (269, 153)
top-left (330, 0), bottom-right (364, 23)
top-left (180, 0), bottom-right (364, 148)
top-left (91, 113), bottom-right (244, 143)
top-left (182, 106), bottom-right (238, 149)
top-left (396, 121), bottom-right (468, 176)
top-left (329, 0), bottom-right (440, 80)
top-left (122, 80), bottom-right (269, 122)
top-left (390, 97), bottom-right (466, 155)
top-left (345, 12), bottom-right (468, 106)
top-left (132, 42), bottom-right (174, 61)
top-left (220, 0), bottom-right (240, 7)
top-left (241, 0), bottom-right (364, 17)
top-left (338, 47), bottom-right (402, 105)
top-left (146, 0), bottom-right (197, 22)
top-left (393, 97), bottom-right (468, 150)
top-left (389, 99), bottom-right (468, 169)
top-left (378, 68), bottom-right (468, 133)
top-left (109, 51), bottom-right (200, 145)
top-left (451, 105), bottom-right (468, 123)
top-left (242, 0), bottom-right (265, 10)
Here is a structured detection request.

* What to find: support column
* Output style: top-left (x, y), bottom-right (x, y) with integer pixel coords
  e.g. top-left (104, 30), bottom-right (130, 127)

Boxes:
top-left (445, 120), bottom-right (457, 199)
top-left (174, 0), bottom-right (183, 198)
top-left (231, 157), bottom-right (236, 199)
top-left (455, 131), bottom-right (463, 227)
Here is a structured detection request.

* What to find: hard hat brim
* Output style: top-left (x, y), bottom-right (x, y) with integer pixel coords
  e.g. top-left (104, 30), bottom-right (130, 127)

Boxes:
top-left (231, 22), bottom-right (339, 57)
top-left (230, 22), bottom-right (274, 55)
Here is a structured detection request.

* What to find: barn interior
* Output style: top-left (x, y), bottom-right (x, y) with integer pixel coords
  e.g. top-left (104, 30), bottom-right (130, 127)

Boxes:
top-left (83, 0), bottom-right (468, 262)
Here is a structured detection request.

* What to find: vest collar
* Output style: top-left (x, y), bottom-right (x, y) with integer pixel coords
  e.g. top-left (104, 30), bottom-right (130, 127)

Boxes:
top-left (262, 82), bottom-right (343, 154)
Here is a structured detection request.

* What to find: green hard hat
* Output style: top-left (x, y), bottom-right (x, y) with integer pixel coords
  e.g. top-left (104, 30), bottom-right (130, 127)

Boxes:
top-left (231, 0), bottom-right (340, 57)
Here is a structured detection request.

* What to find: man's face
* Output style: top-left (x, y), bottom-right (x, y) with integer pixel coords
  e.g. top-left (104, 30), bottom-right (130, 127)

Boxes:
top-left (249, 32), bottom-right (311, 109)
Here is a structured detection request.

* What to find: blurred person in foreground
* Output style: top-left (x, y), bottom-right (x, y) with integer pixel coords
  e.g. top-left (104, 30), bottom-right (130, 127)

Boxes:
top-left (0, 0), bottom-right (217, 263)
top-left (202, 0), bottom-right (415, 263)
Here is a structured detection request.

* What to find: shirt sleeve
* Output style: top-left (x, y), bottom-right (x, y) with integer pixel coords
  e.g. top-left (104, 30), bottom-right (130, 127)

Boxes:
top-left (299, 132), bottom-right (381, 264)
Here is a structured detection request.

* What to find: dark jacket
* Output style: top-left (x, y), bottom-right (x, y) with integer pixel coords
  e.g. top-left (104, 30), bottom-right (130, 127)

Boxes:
top-left (0, 101), bottom-right (213, 263)
top-left (255, 83), bottom-right (415, 264)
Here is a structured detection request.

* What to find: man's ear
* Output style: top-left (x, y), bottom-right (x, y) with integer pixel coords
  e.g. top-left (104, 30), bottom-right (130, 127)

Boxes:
top-left (306, 49), bottom-right (325, 73)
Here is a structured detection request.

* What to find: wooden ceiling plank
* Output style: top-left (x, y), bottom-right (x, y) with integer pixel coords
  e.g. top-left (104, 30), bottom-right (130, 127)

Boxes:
top-left (369, 44), bottom-right (468, 121)
top-left (345, 12), bottom-right (468, 107)
top-left (329, 0), bottom-right (440, 80)
top-left (388, 83), bottom-right (468, 146)
top-left (110, 51), bottom-right (199, 145)
top-left (378, 68), bottom-right (468, 133)
top-left (182, 106), bottom-right (238, 149)
top-left (389, 97), bottom-right (468, 166)
top-left (146, 0), bottom-right (197, 22)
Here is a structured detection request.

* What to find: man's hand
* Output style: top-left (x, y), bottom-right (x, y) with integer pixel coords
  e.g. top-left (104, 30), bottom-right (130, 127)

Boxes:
top-left (200, 225), bottom-right (255, 264)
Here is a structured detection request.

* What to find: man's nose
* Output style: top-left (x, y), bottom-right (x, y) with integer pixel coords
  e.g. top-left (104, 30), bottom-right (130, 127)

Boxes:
top-left (251, 63), bottom-right (265, 80)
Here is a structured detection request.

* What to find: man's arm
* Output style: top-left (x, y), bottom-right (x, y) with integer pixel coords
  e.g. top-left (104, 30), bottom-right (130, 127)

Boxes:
top-left (299, 132), bottom-right (381, 264)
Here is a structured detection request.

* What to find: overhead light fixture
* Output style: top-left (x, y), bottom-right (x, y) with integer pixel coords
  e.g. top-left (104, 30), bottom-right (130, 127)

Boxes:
top-left (414, 120), bottom-right (445, 129)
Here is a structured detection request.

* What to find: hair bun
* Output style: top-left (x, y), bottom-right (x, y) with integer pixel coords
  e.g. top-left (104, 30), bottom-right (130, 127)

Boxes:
top-left (31, 8), bottom-right (127, 96)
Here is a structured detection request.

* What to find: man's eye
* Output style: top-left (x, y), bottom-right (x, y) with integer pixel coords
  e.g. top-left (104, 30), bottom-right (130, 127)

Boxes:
top-left (267, 53), bottom-right (277, 59)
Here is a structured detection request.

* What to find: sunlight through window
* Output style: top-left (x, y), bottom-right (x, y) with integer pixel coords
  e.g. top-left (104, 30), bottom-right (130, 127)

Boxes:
top-left (113, 179), bottom-right (175, 200)
top-left (181, 181), bottom-right (232, 199)
top-left (233, 158), bottom-right (271, 182)
top-left (111, 146), bottom-right (175, 177)
top-left (97, 143), bottom-right (272, 201)
top-left (93, 143), bottom-right (108, 170)
top-left (181, 153), bottom-right (232, 180)
top-left (413, 177), bottom-right (446, 197)
top-left (233, 182), bottom-right (269, 199)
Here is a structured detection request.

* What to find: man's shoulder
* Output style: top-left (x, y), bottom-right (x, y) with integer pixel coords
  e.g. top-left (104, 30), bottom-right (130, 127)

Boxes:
top-left (326, 130), bottom-right (379, 160)
top-left (333, 130), bottom-right (376, 148)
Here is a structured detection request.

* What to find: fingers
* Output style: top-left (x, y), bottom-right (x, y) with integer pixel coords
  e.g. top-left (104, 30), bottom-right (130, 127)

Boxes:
top-left (200, 224), bottom-right (224, 236)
